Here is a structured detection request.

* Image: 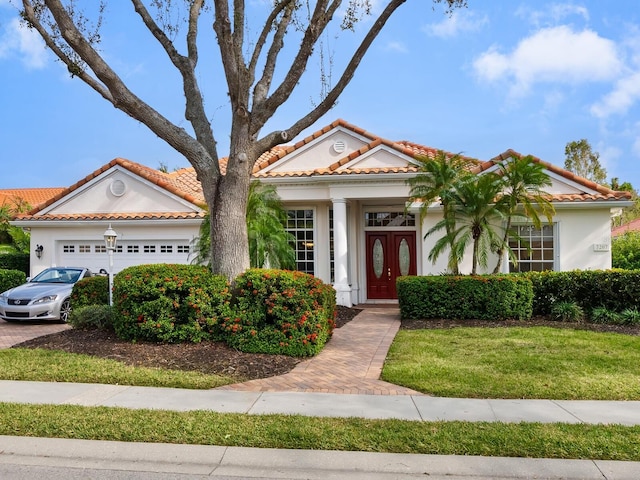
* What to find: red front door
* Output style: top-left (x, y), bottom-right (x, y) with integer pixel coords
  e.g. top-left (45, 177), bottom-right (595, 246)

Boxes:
top-left (366, 231), bottom-right (416, 299)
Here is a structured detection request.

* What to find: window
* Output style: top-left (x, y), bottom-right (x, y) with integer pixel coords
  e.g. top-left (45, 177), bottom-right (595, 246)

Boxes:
top-left (509, 225), bottom-right (555, 272)
top-left (177, 245), bottom-right (190, 254)
top-left (63, 245), bottom-right (75, 253)
top-left (79, 245), bottom-right (91, 253)
top-left (365, 211), bottom-right (415, 227)
top-left (95, 245), bottom-right (106, 254)
top-left (127, 245), bottom-right (139, 254)
top-left (286, 209), bottom-right (315, 275)
top-left (143, 245), bottom-right (156, 253)
top-left (161, 245), bottom-right (173, 253)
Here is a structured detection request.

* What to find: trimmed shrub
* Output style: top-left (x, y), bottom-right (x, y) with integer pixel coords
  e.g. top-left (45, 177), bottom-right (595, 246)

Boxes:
top-left (0, 269), bottom-right (26, 293)
top-left (112, 264), bottom-right (232, 343)
top-left (0, 253), bottom-right (29, 276)
top-left (397, 275), bottom-right (533, 321)
top-left (551, 301), bottom-right (584, 323)
top-left (525, 270), bottom-right (640, 316)
top-left (71, 275), bottom-right (109, 308)
top-left (224, 269), bottom-right (336, 356)
top-left (68, 305), bottom-right (113, 330)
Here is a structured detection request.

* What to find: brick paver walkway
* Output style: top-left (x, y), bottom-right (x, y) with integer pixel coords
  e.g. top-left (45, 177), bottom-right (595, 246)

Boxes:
top-left (217, 307), bottom-right (422, 395)
top-left (0, 321), bottom-right (70, 349)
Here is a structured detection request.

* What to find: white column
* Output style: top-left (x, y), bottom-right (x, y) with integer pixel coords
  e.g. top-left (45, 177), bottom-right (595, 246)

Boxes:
top-left (332, 198), bottom-right (352, 307)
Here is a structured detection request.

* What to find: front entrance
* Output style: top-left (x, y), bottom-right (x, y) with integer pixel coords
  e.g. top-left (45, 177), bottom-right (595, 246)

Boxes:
top-left (366, 231), bottom-right (416, 299)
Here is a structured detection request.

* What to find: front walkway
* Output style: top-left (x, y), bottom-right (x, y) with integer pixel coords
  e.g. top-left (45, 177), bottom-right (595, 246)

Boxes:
top-left (217, 307), bottom-right (421, 395)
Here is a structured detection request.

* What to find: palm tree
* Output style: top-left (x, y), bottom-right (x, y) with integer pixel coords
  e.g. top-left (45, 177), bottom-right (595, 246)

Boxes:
top-left (492, 155), bottom-right (555, 273)
top-left (408, 151), bottom-right (471, 274)
top-left (193, 181), bottom-right (295, 269)
top-left (426, 173), bottom-right (508, 275)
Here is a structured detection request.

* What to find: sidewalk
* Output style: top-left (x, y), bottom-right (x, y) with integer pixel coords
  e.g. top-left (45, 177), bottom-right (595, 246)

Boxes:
top-left (1, 307), bottom-right (640, 478)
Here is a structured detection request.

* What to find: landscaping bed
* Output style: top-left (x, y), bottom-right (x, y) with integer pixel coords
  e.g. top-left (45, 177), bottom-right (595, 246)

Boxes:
top-left (11, 306), bottom-right (362, 381)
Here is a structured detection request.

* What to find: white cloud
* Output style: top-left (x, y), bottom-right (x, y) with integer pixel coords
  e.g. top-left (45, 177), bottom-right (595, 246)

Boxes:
top-left (591, 71), bottom-right (640, 118)
top-left (0, 17), bottom-right (48, 69)
top-left (424, 10), bottom-right (488, 38)
top-left (384, 41), bottom-right (408, 54)
top-left (516, 3), bottom-right (589, 27)
top-left (473, 26), bottom-right (621, 97)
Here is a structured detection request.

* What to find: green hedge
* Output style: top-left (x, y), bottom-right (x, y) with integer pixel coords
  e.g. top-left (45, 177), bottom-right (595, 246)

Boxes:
top-left (223, 269), bottom-right (336, 356)
top-left (525, 270), bottom-right (640, 316)
top-left (0, 269), bottom-right (27, 294)
top-left (0, 253), bottom-right (29, 276)
top-left (112, 264), bottom-right (232, 343)
top-left (397, 275), bottom-right (533, 321)
top-left (71, 276), bottom-right (109, 308)
top-left (612, 232), bottom-right (640, 270)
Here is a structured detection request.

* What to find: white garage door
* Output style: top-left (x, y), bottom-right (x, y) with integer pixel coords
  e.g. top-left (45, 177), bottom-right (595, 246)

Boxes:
top-left (58, 240), bottom-right (194, 274)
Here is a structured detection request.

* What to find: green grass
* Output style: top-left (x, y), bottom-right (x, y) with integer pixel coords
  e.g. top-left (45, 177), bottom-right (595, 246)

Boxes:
top-left (382, 326), bottom-right (640, 400)
top-left (0, 348), bottom-right (234, 389)
top-left (1, 403), bottom-right (639, 460)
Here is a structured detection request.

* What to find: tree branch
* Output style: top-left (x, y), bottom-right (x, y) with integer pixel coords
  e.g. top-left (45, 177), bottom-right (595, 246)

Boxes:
top-left (130, 0), bottom-right (218, 165)
top-left (250, 1), bottom-right (294, 108)
top-left (251, 0), bottom-right (339, 134)
top-left (35, 0), bottom-right (213, 172)
top-left (257, 0), bottom-right (408, 153)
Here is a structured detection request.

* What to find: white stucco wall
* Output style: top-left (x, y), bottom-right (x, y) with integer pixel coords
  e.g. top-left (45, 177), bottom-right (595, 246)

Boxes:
top-left (419, 205), bottom-right (614, 275)
top-left (27, 221), bottom-right (202, 277)
top-left (554, 207), bottom-right (613, 271)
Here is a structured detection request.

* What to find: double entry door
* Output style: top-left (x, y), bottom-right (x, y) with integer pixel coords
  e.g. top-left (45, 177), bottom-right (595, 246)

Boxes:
top-left (366, 231), bottom-right (416, 299)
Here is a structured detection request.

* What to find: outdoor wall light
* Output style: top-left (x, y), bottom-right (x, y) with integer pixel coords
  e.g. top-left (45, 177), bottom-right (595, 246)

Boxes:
top-left (35, 244), bottom-right (43, 259)
top-left (103, 224), bottom-right (118, 306)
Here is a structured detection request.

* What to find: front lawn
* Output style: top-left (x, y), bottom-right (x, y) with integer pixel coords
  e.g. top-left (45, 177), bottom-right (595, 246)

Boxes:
top-left (382, 326), bottom-right (640, 400)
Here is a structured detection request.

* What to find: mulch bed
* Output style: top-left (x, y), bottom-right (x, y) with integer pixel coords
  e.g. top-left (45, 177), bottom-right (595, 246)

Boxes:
top-left (12, 306), bottom-right (363, 382)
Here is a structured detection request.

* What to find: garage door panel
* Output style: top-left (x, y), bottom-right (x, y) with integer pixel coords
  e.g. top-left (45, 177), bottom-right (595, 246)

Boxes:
top-left (58, 240), bottom-right (194, 274)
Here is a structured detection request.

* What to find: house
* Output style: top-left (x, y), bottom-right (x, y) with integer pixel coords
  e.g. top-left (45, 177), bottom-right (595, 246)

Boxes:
top-left (612, 218), bottom-right (640, 237)
top-left (10, 119), bottom-right (633, 307)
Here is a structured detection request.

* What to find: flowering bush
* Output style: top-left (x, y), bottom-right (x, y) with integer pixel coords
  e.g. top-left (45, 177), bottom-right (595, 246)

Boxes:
top-left (71, 275), bottom-right (109, 308)
top-left (112, 264), bottom-right (232, 343)
top-left (223, 269), bottom-right (336, 356)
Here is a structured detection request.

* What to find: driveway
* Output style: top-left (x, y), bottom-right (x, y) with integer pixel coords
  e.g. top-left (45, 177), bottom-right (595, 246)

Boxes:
top-left (0, 321), bottom-right (70, 349)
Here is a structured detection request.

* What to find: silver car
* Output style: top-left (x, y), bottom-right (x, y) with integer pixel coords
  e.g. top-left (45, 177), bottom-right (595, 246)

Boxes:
top-left (0, 267), bottom-right (93, 323)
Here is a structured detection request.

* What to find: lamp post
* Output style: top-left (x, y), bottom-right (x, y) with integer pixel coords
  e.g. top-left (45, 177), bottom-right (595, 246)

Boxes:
top-left (103, 224), bottom-right (118, 306)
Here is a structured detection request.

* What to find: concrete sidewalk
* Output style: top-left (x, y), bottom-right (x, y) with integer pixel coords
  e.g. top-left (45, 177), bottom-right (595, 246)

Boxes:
top-left (2, 379), bottom-right (640, 425)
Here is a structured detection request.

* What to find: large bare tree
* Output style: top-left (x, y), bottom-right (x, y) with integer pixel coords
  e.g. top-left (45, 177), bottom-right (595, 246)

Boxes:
top-left (20, 0), bottom-right (465, 281)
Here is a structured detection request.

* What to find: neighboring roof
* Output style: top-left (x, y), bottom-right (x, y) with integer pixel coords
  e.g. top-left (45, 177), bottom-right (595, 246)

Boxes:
top-left (478, 149), bottom-right (633, 203)
top-left (0, 188), bottom-right (65, 211)
top-left (14, 120), bottom-right (633, 223)
top-left (612, 218), bottom-right (640, 237)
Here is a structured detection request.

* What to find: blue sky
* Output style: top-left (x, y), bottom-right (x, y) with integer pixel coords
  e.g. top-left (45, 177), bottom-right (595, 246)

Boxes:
top-left (1, 1), bottom-right (640, 190)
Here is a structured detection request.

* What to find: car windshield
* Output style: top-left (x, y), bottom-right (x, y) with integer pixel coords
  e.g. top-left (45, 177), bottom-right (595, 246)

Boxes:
top-left (31, 269), bottom-right (82, 284)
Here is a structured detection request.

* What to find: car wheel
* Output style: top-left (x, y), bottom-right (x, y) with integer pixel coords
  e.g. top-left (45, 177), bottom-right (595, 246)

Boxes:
top-left (59, 298), bottom-right (72, 323)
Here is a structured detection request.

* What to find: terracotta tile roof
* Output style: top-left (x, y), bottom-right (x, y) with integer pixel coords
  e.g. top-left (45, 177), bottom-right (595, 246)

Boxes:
top-left (15, 212), bottom-right (206, 222)
top-left (15, 121), bottom-right (632, 222)
top-left (612, 218), bottom-right (640, 237)
top-left (477, 149), bottom-right (632, 203)
top-left (21, 158), bottom-right (208, 218)
top-left (0, 188), bottom-right (65, 211)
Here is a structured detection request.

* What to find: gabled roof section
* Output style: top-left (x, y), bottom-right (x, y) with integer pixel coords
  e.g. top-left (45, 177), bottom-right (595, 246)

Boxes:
top-left (20, 158), bottom-right (207, 219)
top-left (252, 119), bottom-right (478, 178)
top-left (476, 149), bottom-right (632, 203)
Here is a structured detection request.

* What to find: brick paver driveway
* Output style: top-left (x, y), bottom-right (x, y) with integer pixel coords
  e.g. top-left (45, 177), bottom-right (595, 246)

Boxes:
top-left (0, 320), bottom-right (70, 349)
